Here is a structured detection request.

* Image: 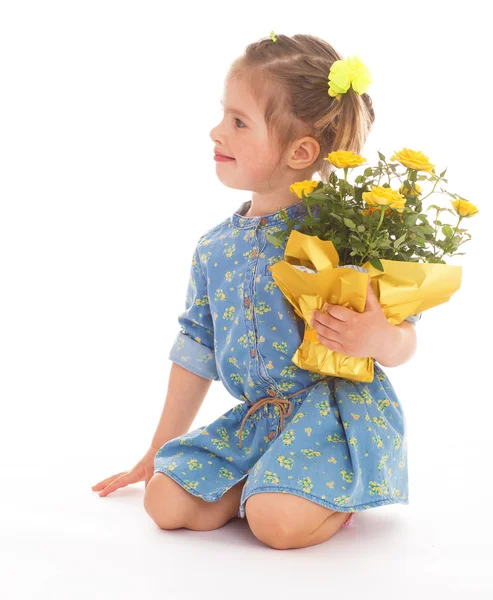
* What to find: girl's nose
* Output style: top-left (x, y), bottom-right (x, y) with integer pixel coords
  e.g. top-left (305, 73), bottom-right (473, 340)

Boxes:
top-left (209, 123), bottom-right (222, 143)
top-left (210, 125), bottom-right (226, 147)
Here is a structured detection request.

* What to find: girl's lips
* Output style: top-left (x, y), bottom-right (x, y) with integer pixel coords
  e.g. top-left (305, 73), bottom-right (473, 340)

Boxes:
top-left (214, 154), bottom-right (235, 162)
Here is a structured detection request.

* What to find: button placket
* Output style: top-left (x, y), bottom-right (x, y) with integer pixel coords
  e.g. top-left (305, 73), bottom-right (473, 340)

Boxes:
top-left (249, 224), bottom-right (272, 389)
top-left (265, 388), bottom-right (281, 439)
top-left (241, 230), bottom-right (266, 390)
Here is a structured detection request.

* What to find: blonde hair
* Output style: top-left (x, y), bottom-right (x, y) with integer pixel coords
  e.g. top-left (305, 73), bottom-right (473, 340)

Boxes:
top-left (226, 33), bottom-right (375, 184)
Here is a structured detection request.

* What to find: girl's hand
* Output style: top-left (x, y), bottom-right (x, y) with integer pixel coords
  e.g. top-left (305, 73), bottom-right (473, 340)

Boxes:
top-left (91, 446), bottom-right (158, 497)
top-left (311, 279), bottom-right (393, 359)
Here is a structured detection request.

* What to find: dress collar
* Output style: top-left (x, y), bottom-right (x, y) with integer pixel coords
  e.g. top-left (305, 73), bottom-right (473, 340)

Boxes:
top-left (231, 198), bottom-right (308, 229)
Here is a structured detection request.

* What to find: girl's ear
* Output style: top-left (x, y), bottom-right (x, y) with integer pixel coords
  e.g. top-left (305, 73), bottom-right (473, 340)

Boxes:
top-left (290, 136), bottom-right (320, 168)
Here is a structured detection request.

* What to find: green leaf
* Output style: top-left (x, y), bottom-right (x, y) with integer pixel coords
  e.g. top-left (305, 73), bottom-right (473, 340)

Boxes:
top-left (307, 192), bottom-right (329, 200)
top-left (369, 256), bottom-right (384, 272)
top-left (393, 233), bottom-right (407, 249)
top-left (442, 225), bottom-right (453, 238)
top-left (265, 233), bottom-right (284, 248)
top-left (357, 225), bottom-right (365, 232)
top-left (343, 218), bottom-right (356, 229)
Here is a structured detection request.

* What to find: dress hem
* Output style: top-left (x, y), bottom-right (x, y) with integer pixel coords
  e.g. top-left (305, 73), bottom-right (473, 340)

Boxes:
top-left (154, 467), bottom-right (408, 520)
top-left (239, 485), bottom-right (409, 518)
top-left (154, 467), bottom-right (249, 503)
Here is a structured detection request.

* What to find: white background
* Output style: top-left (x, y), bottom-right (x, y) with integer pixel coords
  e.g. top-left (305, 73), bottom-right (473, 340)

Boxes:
top-left (1, 1), bottom-right (491, 598)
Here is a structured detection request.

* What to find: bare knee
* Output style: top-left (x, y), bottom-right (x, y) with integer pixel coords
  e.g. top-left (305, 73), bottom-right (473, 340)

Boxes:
top-left (144, 472), bottom-right (192, 530)
top-left (144, 472), bottom-right (247, 532)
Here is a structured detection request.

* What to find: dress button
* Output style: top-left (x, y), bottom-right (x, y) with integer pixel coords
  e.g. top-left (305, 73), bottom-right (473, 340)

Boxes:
top-left (260, 218), bottom-right (267, 226)
top-left (244, 297), bottom-right (250, 307)
top-left (250, 348), bottom-right (255, 357)
top-left (268, 431), bottom-right (276, 439)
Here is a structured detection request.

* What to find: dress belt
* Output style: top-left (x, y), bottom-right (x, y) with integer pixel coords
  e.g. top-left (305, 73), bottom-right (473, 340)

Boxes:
top-left (238, 378), bottom-right (333, 449)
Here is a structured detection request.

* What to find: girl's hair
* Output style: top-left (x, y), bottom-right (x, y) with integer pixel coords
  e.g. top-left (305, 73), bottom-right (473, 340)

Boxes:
top-left (226, 33), bottom-right (376, 184)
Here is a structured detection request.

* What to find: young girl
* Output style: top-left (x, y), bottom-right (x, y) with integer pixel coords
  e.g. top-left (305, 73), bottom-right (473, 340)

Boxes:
top-left (92, 33), bottom-right (422, 550)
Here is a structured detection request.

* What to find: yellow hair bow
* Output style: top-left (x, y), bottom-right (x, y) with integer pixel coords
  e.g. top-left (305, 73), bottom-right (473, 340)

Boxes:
top-left (328, 55), bottom-right (372, 101)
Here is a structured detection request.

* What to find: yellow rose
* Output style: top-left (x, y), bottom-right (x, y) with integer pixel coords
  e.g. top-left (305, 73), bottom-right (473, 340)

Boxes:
top-left (362, 185), bottom-right (407, 213)
top-left (324, 150), bottom-right (367, 169)
top-left (399, 183), bottom-right (422, 197)
top-left (451, 198), bottom-right (479, 217)
top-left (289, 180), bottom-right (320, 199)
top-left (390, 148), bottom-right (435, 173)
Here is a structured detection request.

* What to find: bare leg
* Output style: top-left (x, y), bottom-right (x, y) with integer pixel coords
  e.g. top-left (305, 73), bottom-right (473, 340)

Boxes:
top-left (144, 472), bottom-right (247, 531)
top-left (290, 511), bottom-right (352, 548)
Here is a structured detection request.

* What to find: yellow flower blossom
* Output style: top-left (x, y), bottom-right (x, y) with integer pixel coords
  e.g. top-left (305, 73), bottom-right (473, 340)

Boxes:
top-left (362, 185), bottom-right (407, 213)
top-left (324, 150), bottom-right (366, 169)
top-left (289, 179), bottom-right (320, 199)
top-left (451, 198), bottom-right (478, 217)
top-left (390, 148), bottom-right (435, 173)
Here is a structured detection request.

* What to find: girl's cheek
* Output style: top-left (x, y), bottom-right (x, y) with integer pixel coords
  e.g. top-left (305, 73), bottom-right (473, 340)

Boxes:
top-left (245, 152), bottom-right (278, 178)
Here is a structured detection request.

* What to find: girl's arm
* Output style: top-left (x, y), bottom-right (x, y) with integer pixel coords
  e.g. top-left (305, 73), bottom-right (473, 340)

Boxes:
top-left (373, 321), bottom-right (417, 368)
top-left (150, 362), bottom-right (212, 450)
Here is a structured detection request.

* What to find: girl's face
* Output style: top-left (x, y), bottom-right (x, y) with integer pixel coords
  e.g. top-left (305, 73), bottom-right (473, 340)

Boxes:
top-left (209, 78), bottom-right (284, 192)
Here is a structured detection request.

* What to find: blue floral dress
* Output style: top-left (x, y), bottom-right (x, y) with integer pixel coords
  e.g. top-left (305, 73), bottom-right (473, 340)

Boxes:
top-left (154, 198), bottom-right (422, 521)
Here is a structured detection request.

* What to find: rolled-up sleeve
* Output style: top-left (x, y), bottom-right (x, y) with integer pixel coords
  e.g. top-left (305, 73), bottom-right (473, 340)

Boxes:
top-left (168, 243), bottom-right (219, 381)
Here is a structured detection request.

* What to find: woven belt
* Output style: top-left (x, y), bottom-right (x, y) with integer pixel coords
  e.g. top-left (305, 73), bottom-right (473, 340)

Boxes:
top-left (238, 378), bottom-right (333, 449)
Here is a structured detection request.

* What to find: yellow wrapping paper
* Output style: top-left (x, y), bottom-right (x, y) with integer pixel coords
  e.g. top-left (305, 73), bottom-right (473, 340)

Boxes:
top-left (268, 230), bottom-right (462, 382)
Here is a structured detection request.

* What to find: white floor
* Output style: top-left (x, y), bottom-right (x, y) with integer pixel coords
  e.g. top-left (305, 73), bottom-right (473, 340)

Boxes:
top-left (1, 461), bottom-right (492, 600)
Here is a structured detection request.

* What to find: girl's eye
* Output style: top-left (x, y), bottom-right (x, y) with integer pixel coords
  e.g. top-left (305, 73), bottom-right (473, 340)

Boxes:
top-left (219, 109), bottom-right (245, 129)
top-left (219, 108), bottom-right (246, 129)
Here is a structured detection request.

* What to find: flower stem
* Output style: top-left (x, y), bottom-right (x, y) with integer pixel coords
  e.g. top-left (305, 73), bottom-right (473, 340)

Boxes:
top-left (376, 207), bottom-right (385, 231)
top-left (419, 172), bottom-right (441, 202)
top-left (452, 215), bottom-right (463, 238)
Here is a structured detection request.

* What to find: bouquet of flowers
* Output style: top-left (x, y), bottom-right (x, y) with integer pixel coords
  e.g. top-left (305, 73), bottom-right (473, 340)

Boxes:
top-left (266, 148), bottom-right (477, 382)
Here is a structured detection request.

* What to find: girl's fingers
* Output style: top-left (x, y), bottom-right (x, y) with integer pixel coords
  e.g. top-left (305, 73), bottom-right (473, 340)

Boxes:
top-left (98, 473), bottom-right (132, 497)
top-left (313, 321), bottom-right (340, 345)
top-left (313, 321), bottom-right (345, 352)
top-left (91, 472), bottom-right (127, 491)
